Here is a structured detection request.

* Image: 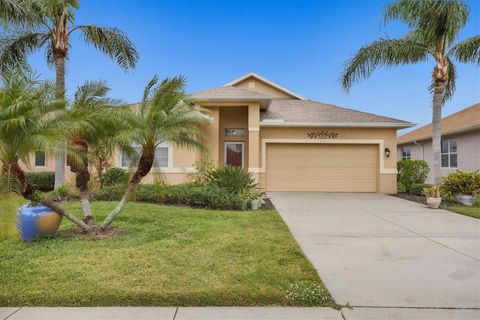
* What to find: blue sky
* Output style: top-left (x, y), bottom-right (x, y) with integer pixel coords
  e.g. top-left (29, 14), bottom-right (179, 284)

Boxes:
top-left (28, 0), bottom-right (479, 134)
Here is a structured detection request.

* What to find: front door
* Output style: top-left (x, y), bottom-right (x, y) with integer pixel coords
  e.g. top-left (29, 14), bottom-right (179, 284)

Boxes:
top-left (224, 142), bottom-right (244, 168)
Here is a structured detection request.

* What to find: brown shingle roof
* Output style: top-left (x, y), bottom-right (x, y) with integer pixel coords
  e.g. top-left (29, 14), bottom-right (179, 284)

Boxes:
top-left (260, 99), bottom-right (413, 127)
top-left (398, 103), bottom-right (480, 144)
top-left (191, 86), bottom-right (272, 100)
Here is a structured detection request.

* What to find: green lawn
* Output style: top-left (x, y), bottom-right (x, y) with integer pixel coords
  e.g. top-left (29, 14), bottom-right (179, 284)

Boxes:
top-left (442, 205), bottom-right (480, 219)
top-left (0, 202), bottom-right (332, 307)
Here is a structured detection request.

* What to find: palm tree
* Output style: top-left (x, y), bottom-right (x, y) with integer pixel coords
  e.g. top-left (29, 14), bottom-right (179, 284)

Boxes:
top-left (0, 0), bottom-right (139, 188)
top-left (0, 70), bottom-right (88, 229)
top-left (66, 80), bottom-right (132, 225)
top-left (342, 0), bottom-right (479, 185)
top-left (100, 76), bottom-right (212, 229)
top-left (0, 70), bottom-right (63, 197)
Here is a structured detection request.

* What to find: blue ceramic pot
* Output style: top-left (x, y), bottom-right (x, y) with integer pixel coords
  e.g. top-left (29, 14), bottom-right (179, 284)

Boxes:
top-left (16, 205), bottom-right (62, 241)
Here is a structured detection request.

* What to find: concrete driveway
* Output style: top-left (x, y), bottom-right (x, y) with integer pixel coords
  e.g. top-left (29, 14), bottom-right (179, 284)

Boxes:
top-left (269, 192), bottom-right (480, 309)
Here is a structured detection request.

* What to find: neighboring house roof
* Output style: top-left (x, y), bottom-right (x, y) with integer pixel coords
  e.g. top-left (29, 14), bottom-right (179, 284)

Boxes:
top-left (260, 99), bottom-right (414, 128)
top-left (398, 103), bottom-right (480, 144)
top-left (223, 72), bottom-right (307, 100)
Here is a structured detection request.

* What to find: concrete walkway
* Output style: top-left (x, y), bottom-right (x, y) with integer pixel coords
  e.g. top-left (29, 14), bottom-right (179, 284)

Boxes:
top-left (0, 307), bottom-right (342, 320)
top-left (269, 192), bottom-right (480, 314)
top-left (2, 306), bottom-right (480, 319)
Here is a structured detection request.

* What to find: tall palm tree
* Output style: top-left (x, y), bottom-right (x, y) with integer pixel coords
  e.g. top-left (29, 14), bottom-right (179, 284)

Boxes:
top-left (342, 0), bottom-right (479, 184)
top-left (66, 80), bottom-right (132, 225)
top-left (0, 0), bottom-right (139, 188)
top-left (100, 76), bottom-right (212, 230)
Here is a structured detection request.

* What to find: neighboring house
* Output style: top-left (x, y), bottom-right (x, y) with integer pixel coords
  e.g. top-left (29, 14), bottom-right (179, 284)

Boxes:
top-left (397, 103), bottom-right (480, 184)
top-left (25, 72), bottom-right (414, 193)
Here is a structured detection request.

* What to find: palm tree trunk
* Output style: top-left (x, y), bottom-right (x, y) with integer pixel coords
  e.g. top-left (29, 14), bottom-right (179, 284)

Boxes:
top-left (432, 60), bottom-right (448, 185)
top-left (41, 197), bottom-right (91, 232)
top-left (100, 148), bottom-right (154, 230)
top-left (68, 137), bottom-right (96, 225)
top-left (54, 53), bottom-right (66, 189)
top-left (1, 162), bottom-right (33, 199)
top-left (432, 84), bottom-right (444, 185)
top-left (99, 180), bottom-right (138, 230)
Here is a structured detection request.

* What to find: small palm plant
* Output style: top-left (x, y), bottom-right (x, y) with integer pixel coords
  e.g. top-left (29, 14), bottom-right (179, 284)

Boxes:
top-left (65, 80), bottom-right (133, 225)
top-left (342, 0), bottom-right (479, 185)
top-left (100, 76), bottom-right (212, 229)
top-left (0, 71), bottom-right (65, 197)
top-left (0, 70), bottom-right (70, 236)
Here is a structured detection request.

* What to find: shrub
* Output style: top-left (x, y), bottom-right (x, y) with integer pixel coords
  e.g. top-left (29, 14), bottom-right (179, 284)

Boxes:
top-left (165, 184), bottom-right (243, 210)
top-left (474, 196), bottom-right (480, 208)
top-left (410, 183), bottom-right (432, 196)
top-left (25, 172), bottom-right (55, 191)
top-left (190, 159), bottom-right (216, 185)
top-left (285, 281), bottom-right (330, 306)
top-left (100, 168), bottom-right (129, 187)
top-left (95, 184), bottom-right (126, 201)
top-left (423, 185), bottom-right (441, 198)
top-left (52, 184), bottom-right (68, 198)
top-left (204, 165), bottom-right (258, 195)
top-left (397, 181), bottom-right (406, 193)
top-left (95, 182), bottom-right (243, 210)
top-left (441, 170), bottom-right (480, 200)
top-left (134, 184), bottom-right (157, 203)
top-left (397, 160), bottom-right (429, 194)
top-left (153, 178), bottom-right (167, 202)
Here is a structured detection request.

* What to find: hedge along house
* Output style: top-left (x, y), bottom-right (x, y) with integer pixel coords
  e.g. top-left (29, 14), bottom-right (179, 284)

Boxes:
top-left (25, 73), bottom-right (414, 193)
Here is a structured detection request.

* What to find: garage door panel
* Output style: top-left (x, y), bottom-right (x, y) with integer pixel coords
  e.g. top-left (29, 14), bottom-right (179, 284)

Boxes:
top-left (268, 158), bottom-right (376, 168)
top-left (266, 144), bottom-right (378, 192)
top-left (268, 169), bottom-right (376, 178)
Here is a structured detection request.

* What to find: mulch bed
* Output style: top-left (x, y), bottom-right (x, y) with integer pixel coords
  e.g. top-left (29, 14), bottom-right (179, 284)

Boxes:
top-left (392, 193), bottom-right (426, 205)
top-left (260, 197), bottom-right (276, 211)
top-left (58, 226), bottom-right (121, 241)
top-left (392, 193), bottom-right (457, 207)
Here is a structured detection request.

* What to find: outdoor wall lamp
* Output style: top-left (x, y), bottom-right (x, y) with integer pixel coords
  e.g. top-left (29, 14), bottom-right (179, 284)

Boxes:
top-left (384, 147), bottom-right (391, 158)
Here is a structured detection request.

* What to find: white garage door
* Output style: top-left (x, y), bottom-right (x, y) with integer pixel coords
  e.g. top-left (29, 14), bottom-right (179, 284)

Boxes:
top-left (266, 143), bottom-right (378, 192)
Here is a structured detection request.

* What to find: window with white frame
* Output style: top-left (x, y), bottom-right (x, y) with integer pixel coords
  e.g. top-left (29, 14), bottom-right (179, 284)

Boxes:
top-left (402, 147), bottom-right (411, 160)
top-left (121, 143), bottom-right (169, 168)
top-left (441, 140), bottom-right (457, 168)
top-left (153, 145), bottom-right (169, 167)
top-left (34, 150), bottom-right (46, 167)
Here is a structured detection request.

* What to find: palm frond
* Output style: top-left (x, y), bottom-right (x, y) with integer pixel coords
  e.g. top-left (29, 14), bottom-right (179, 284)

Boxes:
top-left (78, 25), bottom-right (139, 71)
top-left (73, 80), bottom-right (109, 105)
top-left (384, 0), bottom-right (469, 48)
top-left (342, 38), bottom-right (430, 91)
top-left (448, 35), bottom-right (480, 65)
top-left (0, 0), bottom-right (43, 29)
top-left (0, 70), bottom-right (67, 197)
top-left (0, 31), bottom-right (49, 72)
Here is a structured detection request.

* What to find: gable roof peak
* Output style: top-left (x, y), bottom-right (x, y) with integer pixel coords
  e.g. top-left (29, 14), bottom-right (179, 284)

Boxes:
top-left (223, 72), bottom-right (307, 100)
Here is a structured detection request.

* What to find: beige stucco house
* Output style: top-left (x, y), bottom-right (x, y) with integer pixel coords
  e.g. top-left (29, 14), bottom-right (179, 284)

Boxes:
top-left (27, 72), bottom-right (414, 193)
top-left (397, 103), bottom-right (480, 184)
